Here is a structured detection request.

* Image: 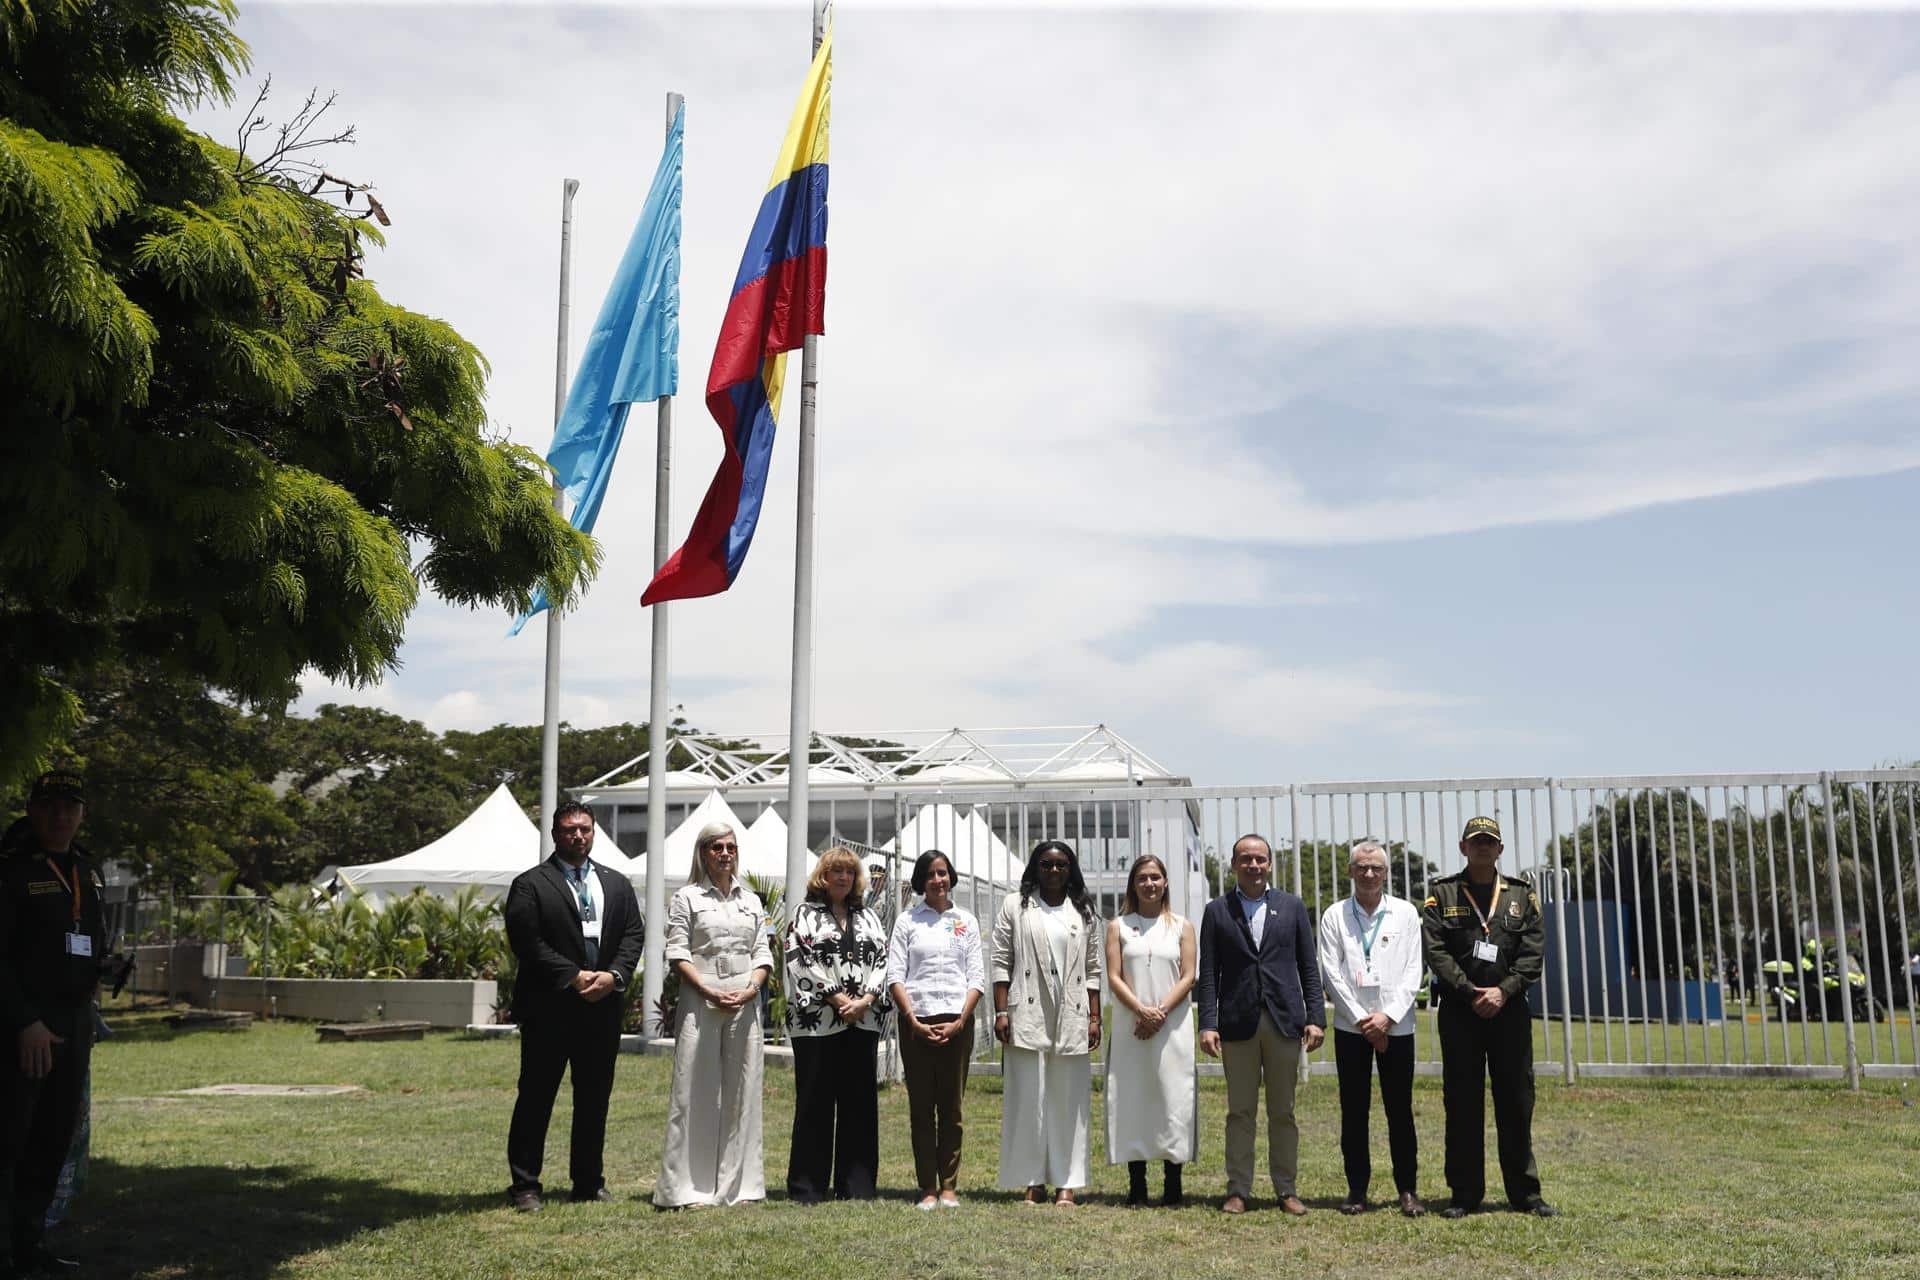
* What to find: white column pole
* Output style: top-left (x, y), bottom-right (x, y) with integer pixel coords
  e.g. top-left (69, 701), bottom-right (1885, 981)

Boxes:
top-left (642, 93), bottom-right (682, 1039)
top-left (539, 177), bottom-right (580, 858)
top-left (785, 2), bottom-right (829, 900)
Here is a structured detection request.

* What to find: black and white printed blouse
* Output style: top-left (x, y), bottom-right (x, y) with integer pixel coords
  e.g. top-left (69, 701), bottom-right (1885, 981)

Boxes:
top-left (784, 900), bottom-right (891, 1037)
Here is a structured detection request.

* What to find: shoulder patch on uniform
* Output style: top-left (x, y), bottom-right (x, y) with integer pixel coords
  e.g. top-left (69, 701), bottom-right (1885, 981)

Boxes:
top-left (1423, 896), bottom-right (1438, 909)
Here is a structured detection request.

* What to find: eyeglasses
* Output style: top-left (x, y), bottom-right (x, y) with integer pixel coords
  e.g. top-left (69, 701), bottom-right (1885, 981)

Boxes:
top-left (1352, 865), bottom-right (1386, 876)
top-left (708, 842), bottom-right (739, 853)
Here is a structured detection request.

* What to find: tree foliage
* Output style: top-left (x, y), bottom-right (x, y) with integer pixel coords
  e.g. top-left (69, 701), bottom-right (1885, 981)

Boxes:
top-left (0, 0), bottom-right (596, 787)
top-left (1546, 782), bottom-right (1920, 992)
top-left (7, 655), bottom-right (699, 889)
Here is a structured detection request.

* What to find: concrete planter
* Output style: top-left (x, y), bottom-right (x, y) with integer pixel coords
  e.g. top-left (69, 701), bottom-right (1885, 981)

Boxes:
top-left (208, 978), bottom-right (499, 1028)
top-left (129, 952), bottom-right (498, 1030)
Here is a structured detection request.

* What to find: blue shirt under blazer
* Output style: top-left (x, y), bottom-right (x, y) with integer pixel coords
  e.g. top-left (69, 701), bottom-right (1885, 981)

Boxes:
top-left (1196, 887), bottom-right (1325, 1041)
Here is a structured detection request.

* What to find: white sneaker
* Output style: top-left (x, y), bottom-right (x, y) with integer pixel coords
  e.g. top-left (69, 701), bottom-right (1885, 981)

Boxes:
top-left (914, 1197), bottom-right (938, 1211)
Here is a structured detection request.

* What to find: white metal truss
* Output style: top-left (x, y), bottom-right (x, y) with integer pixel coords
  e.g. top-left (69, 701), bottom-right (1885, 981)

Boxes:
top-left (577, 724), bottom-right (1184, 801)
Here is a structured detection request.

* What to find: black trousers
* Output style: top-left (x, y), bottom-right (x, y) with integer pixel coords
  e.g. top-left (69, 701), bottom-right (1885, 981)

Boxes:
top-left (506, 998), bottom-right (622, 1197)
top-left (1332, 1029), bottom-right (1417, 1200)
top-left (786, 1029), bottom-right (879, 1203)
top-left (3, 1002), bottom-right (91, 1261)
top-left (1437, 997), bottom-right (1541, 1209)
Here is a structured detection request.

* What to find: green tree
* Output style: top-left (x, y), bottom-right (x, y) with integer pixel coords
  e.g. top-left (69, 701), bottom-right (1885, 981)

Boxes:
top-left (22, 656), bottom-right (301, 889)
top-left (0, 0), bottom-right (595, 788)
top-left (442, 715), bottom-right (697, 815)
top-left (274, 703), bottom-right (475, 879)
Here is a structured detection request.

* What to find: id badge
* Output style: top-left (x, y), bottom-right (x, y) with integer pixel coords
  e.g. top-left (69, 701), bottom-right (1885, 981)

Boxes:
top-left (1472, 938), bottom-right (1499, 963)
top-left (66, 932), bottom-right (93, 957)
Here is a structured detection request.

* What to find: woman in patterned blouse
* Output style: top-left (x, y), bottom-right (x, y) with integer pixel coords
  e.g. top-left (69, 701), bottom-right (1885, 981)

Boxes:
top-left (782, 845), bottom-right (890, 1203)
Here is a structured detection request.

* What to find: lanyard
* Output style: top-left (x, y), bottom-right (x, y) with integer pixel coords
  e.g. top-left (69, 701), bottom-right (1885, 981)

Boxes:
top-left (43, 857), bottom-right (82, 926)
top-left (1464, 879), bottom-right (1504, 937)
top-left (1350, 898), bottom-right (1386, 961)
top-left (569, 864), bottom-right (596, 921)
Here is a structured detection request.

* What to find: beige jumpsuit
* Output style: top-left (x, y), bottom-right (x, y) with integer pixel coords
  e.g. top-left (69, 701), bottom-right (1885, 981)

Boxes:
top-left (653, 879), bottom-right (774, 1207)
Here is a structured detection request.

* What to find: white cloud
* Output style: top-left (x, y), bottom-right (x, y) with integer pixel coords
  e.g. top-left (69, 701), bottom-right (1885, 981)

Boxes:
top-left (220, 10), bottom-right (1920, 777)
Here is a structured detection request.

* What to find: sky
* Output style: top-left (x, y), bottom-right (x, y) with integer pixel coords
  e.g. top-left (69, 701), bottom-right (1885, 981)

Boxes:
top-left (200, 4), bottom-right (1920, 787)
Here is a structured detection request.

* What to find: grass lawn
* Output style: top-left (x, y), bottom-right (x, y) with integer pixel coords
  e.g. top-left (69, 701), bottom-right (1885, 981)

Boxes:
top-left (60, 1003), bottom-right (1920, 1280)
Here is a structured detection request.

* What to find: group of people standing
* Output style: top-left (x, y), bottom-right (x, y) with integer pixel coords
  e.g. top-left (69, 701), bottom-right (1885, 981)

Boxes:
top-left (504, 805), bottom-right (1555, 1220)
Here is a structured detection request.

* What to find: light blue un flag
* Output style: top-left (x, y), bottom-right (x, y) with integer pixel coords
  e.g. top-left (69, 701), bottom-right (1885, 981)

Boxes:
top-left (512, 104), bottom-right (684, 636)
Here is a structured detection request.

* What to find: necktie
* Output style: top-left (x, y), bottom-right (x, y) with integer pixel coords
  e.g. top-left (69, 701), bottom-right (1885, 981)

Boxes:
top-left (572, 865), bottom-right (599, 969)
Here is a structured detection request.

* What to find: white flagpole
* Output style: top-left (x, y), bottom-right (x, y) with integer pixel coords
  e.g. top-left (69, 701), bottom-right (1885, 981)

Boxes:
top-left (539, 177), bottom-right (580, 859)
top-left (642, 92), bottom-right (682, 1039)
top-left (785, 2), bottom-right (828, 902)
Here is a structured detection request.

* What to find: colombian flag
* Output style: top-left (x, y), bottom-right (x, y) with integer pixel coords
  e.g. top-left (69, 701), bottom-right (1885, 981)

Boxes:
top-left (642, 29), bottom-right (831, 605)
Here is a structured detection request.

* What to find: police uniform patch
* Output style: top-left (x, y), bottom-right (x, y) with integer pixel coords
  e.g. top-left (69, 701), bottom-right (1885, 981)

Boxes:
top-left (1509, 900), bottom-right (1522, 918)
top-left (1443, 906), bottom-right (1471, 918)
top-left (1423, 896), bottom-right (1438, 909)
top-left (27, 880), bottom-right (64, 895)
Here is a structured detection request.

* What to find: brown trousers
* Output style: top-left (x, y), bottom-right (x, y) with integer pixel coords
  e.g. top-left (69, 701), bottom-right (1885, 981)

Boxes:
top-left (899, 1014), bottom-right (973, 1192)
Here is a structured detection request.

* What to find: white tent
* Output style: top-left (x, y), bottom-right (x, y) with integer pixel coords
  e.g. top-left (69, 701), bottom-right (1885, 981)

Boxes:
top-left (621, 790), bottom-right (744, 885)
top-left (884, 803), bottom-right (1015, 887)
top-left (335, 783), bottom-right (545, 905)
top-left (332, 785), bottom-right (633, 905)
top-left (739, 805), bottom-right (804, 881)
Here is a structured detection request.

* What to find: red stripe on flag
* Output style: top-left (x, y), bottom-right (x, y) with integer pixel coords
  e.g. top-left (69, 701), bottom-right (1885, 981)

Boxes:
top-left (705, 246), bottom-right (829, 395)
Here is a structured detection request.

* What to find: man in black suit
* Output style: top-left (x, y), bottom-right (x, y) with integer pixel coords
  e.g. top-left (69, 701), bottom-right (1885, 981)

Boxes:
top-left (504, 802), bottom-right (645, 1212)
top-left (1197, 833), bottom-right (1325, 1216)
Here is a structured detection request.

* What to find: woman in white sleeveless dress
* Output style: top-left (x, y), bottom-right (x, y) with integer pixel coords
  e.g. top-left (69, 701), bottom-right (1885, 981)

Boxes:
top-left (1104, 854), bottom-right (1197, 1206)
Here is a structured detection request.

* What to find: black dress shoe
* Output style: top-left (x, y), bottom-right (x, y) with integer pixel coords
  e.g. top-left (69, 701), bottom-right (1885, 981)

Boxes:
top-left (1440, 1204), bottom-right (1474, 1219)
top-left (1520, 1199), bottom-right (1559, 1218)
top-left (510, 1189), bottom-right (543, 1213)
top-left (19, 1245), bottom-right (80, 1273)
top-left (570, 1187), bottom-right (614, 1203)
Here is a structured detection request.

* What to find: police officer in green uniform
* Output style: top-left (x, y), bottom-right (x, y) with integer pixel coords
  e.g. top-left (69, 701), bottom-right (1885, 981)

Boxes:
top-left (1, 771), bottom-right (105, 1276)
top-left (1421, 815), bottom-right (1556, 1219)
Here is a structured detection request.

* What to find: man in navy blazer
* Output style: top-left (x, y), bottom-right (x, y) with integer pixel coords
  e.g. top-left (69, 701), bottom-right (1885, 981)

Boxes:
top-left (1198, 833), bottom-right (1325, 1215)
top-left (503, 802), bottom-right (645, 1212)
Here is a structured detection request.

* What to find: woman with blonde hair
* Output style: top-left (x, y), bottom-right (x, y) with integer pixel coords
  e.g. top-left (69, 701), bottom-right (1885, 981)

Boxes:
top-left (654, 821), bottom-right (773, 1207)
top-left (1105, 854), bottom-right (1197, 1206)
top-left (782, 845), bottom-right (890, 1203)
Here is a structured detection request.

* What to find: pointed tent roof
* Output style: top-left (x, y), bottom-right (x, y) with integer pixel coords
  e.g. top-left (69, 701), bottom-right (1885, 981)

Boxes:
top-left (738, 805), bottom-right (801, 880)
top-left (622, 790), bottom-right (744, 883)
top-left (884, 803), bottom-right (1013, 883)
top-left (335, 783), bottom-right (542, 900)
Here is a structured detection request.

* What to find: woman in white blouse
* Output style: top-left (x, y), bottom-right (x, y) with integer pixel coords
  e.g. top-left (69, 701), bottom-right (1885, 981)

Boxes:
top-left (653, 822), bottom-right (774, 1208)
top-left (886, 850), bottom-right (986, 1209)
top-left (1105, 854), bottom-right (1197, 1206)
top-left (783, 845), bottom-right (890, 1204)
top-left (991, 839), bottom-right (1102, 1206)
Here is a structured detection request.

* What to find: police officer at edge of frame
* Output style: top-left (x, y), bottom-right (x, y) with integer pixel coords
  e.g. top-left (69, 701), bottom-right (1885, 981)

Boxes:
top-left (1, 771), bottom-right (106, 1277)
top-left (1421, 815), bottom-right (1558, 1219)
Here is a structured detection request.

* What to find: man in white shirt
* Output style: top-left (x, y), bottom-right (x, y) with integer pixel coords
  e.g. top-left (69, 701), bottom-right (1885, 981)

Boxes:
top-left (1317, 839), bottom-right (1425, 1217)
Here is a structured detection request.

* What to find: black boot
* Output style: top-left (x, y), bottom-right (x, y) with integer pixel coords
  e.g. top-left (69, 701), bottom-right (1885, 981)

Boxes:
top-left (1162, 1162), bottom-right (1184, 1207)
top-left (1126, 1161), bottom-right (1149, 1207)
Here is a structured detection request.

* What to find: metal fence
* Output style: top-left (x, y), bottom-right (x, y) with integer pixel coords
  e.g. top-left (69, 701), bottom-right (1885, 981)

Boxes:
top-left (873, 771), bottom-right (1920, 1087)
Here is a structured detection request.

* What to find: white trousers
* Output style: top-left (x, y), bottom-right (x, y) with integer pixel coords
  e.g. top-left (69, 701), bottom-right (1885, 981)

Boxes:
top-left (997, 1047), bottom-right (1091, 1190)
top-left (653, 997), bottom-right (764, 1206)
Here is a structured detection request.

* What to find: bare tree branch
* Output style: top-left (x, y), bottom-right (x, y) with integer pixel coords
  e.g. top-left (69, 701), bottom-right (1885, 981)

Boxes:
top-left (230, 80), bottom-right (386, 223)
